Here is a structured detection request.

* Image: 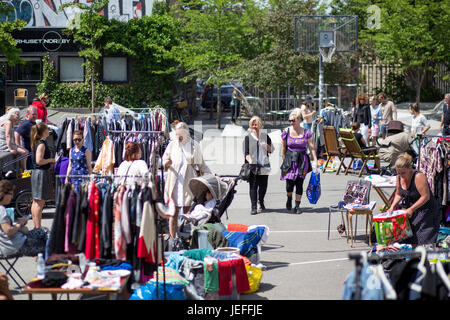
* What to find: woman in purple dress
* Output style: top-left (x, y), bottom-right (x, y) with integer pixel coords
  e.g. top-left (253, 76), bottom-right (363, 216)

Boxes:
top-left (281, 108), bottom-right (318, 214)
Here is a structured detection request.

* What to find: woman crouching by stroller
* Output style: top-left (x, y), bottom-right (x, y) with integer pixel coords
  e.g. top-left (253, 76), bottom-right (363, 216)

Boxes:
top-left (281, 108), bottom-right (318, 214)
top-left (162, 122), bottom-right (211, 239)
top-left (243, 116), bottom-right (273, 215)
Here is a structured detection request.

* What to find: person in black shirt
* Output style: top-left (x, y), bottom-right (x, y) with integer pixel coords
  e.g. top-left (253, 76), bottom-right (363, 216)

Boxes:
top-left (351, 122), bottom-right (367, 149)
top-left (30, 122), bottom-right (55, 229)
top-left (14, 106), bottom-right (37, 169)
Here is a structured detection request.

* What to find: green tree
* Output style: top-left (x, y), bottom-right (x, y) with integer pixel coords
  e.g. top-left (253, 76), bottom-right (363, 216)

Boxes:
top-left (174, 0), bottom-right (256, 128)
top-left (59, 0), bottom-right (133, 111)
top-left (0, 3), bottom-right (26, 108)
top-left (331, 0), bottom-right (450, 103)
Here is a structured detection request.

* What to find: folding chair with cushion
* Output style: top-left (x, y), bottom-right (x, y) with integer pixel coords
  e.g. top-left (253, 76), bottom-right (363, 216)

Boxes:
top-left (322, 126), bottom-right (347, 174)
top-left (14, 88), bottom-right (28, 107)
top-left (338, 129), bottom-right (381, 177)
top-left (0, 252), bottom-right (27, 288)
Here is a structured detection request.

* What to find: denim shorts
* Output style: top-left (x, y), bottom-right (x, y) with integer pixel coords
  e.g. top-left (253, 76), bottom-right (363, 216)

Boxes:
top-left (380, 124), bottom-right (388, 135)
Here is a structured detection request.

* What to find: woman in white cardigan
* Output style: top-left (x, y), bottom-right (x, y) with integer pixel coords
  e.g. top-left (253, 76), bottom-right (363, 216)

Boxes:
top-left (162, 122), bottom-right (211, 238)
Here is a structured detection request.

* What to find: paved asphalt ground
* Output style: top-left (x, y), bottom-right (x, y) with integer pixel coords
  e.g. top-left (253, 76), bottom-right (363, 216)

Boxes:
top-left (7, 104), bottom-right (442, 300)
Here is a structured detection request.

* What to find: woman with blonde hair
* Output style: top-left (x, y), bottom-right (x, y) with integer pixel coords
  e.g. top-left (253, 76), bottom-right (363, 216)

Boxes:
top-left (243, 116), bottom-right (273, 215)
top-left (281, 108), bottom-right (317, 214)
top-left (0, 108), bottom-right (28, 172)
top-left (387, 153), bottom-right (440, 245)
top-left (353, 93), bottom-right (372, 144)
top-left (162, 122), bottom-right (211, 238)
top-left (30, 122), bottom-right (55, 229)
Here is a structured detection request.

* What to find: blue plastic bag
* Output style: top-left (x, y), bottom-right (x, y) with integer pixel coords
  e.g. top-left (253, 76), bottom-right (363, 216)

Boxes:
top-left (306, 171), bottom-right (321, 204)
top-left (129, 282), bottom-right (186, 300)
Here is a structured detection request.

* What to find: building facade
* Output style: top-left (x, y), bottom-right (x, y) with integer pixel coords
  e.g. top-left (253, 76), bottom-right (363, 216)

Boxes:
top-left (0, 0), bottom-right (156, 109)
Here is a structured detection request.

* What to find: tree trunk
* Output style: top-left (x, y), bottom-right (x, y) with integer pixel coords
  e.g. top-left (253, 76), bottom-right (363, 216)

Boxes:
top-left (91, 68), bottom-right (95, 113)
top-left (209, 85), bottom-right (214, 120)
top-left (216, 84), bottom-right (221, 129)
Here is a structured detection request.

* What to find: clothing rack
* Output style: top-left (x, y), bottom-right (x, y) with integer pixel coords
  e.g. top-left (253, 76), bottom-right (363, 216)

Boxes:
top-left (416, 134), bottom-right (448, 168)
top-left (53, 172), bottom-right (168, 299)
top-left (348, 247), bottom-right (450, 300)
top-left (108, 130), bottom-right (164, 135)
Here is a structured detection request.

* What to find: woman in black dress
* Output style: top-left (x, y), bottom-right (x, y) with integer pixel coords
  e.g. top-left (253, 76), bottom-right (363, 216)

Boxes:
top-left (30, 122), bottom-right (55, 229)
top-left (387, 153), bottom-right (440, 245)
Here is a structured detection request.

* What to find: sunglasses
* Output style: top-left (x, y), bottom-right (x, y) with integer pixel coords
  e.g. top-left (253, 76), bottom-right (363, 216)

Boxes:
top-left (73, 138), bottom-right (82, 142)
top-left (289, 119), bottom-right (296, 123)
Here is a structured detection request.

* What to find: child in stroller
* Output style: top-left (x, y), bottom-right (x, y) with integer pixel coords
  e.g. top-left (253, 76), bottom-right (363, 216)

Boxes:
top-left (180, 189), bottom-right (216, 226)
top-left (172, 174), bottom-right (239, 249)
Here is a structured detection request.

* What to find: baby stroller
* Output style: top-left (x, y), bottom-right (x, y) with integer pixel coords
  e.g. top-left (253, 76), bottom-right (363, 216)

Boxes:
top-left (173, 174), bottom-right (240, 250)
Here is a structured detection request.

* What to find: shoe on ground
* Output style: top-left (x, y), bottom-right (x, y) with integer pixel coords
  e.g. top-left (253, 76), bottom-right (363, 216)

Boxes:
top-left (294, 207), bottom-right (302, 214)
top-left (258, 202), bottom-right (266, 213)
top-left (251, 208), bottom-right (258, 215)
top-left (286, 199), bottom-right (292, 211)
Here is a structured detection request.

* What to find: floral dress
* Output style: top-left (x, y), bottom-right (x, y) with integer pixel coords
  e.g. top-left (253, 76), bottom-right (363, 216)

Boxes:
top-left (70, 146), bottom-right (88, 192)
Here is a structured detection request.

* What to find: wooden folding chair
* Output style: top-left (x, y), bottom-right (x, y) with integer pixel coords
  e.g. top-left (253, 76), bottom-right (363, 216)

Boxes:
top-left (338, 129), bottom-right (381, 177)
top-left (321, 126), bottom-right (347, 174)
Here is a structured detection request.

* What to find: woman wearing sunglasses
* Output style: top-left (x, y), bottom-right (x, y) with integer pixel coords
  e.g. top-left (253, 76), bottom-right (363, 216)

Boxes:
top-left (281, 108), bottom-right (318, 214)
top-left (65, 130), bottom-right (92, 192)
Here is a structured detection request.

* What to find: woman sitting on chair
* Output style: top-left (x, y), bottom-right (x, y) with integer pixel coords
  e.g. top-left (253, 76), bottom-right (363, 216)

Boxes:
top-left (0, 180), bottom-right (47, 257)
top-left (0, 108), bottom-right (29, 172)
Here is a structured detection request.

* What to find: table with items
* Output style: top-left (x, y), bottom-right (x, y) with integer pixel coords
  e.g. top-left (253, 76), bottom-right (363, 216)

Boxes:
top-left (23, 257), bottom-right (131, 300)
top-left (364, 175), bottom-right (397, 212)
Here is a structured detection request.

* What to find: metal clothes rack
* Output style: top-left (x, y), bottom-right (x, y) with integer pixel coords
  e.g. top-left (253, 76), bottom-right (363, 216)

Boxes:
top-left (54, 172), bottom-right (168, 300)
top-left (348, 247), bottom-right (450, 300)
top-left (416, 134), bottom-right (449, 168)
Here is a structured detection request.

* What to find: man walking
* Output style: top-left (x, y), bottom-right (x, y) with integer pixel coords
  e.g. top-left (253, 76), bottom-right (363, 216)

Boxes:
top-left (440, 93), bottom-right (450, 136)
top-left (378, 92), bottom-right (397, 139)
top-left (15, 106), bottom-right (37, 169)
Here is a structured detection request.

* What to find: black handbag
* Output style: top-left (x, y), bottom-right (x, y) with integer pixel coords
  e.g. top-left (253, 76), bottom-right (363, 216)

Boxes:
top-left (239, 163), bottom-right (252, 181)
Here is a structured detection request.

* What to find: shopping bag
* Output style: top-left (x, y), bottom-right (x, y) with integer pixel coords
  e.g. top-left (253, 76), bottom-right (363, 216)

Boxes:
top-left (306, 171), bottom-right (321, 204)
top-left (374, 210), bottom-right (413, 245)
top-left (243, 265), bottom-right (263, 294)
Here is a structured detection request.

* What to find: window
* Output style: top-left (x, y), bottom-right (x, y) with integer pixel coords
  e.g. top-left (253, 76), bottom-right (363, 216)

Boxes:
top-left (103, 57), bottom-right (127, 82)
top-left (60, 57), bottom-right (84, 82)
top-left (17, 58), bottom-right (41, 81)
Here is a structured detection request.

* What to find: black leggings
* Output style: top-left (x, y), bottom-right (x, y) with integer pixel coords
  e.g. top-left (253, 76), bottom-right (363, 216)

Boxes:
top-left (249, 173), bottom-right (268, 209)
top-left (285, 177), bottom-right (305, 196)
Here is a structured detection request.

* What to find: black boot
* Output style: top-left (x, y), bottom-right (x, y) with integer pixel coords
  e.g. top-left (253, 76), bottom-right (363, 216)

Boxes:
top-left (258, 201), bottom-right (266, 213)
top-left (294, 201), bottom-right (302, 214)
top-left (286, 196), bottom-right (292, 211)
top-left (251, 206), bottom-right (258, 215)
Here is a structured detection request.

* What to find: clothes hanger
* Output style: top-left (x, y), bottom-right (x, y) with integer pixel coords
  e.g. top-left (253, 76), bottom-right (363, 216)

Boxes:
top-left (374, 262), bottom-right (397, 300)
top-left (435, 260), bottom-right (450, 294)
top-left (409, 246), bottom-right (427, 293)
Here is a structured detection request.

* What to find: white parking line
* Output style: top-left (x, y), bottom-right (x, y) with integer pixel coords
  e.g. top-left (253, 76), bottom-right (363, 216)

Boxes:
top-left (267, 257), bottom-right (349, 269)
top-left (270, 230), bottom-right (338, 233)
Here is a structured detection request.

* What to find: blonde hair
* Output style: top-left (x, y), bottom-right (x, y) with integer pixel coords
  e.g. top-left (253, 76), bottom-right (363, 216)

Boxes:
top-left (395, 152), bottom-right (413, 169)
top-left (6, 108), bottom-right (20, 120)
top-left (289, 108), bottom-right (303, 121)
top-left (356, 93), bottom-right (369, 105)
top-left (248, 116), bottom-right (263, 130)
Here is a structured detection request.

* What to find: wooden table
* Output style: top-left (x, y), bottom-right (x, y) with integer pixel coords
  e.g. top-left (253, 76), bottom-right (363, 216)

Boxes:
top-left (23, 275), bottom-right (130, 300)
top-left (346, 208), bottom-right (374, 248)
